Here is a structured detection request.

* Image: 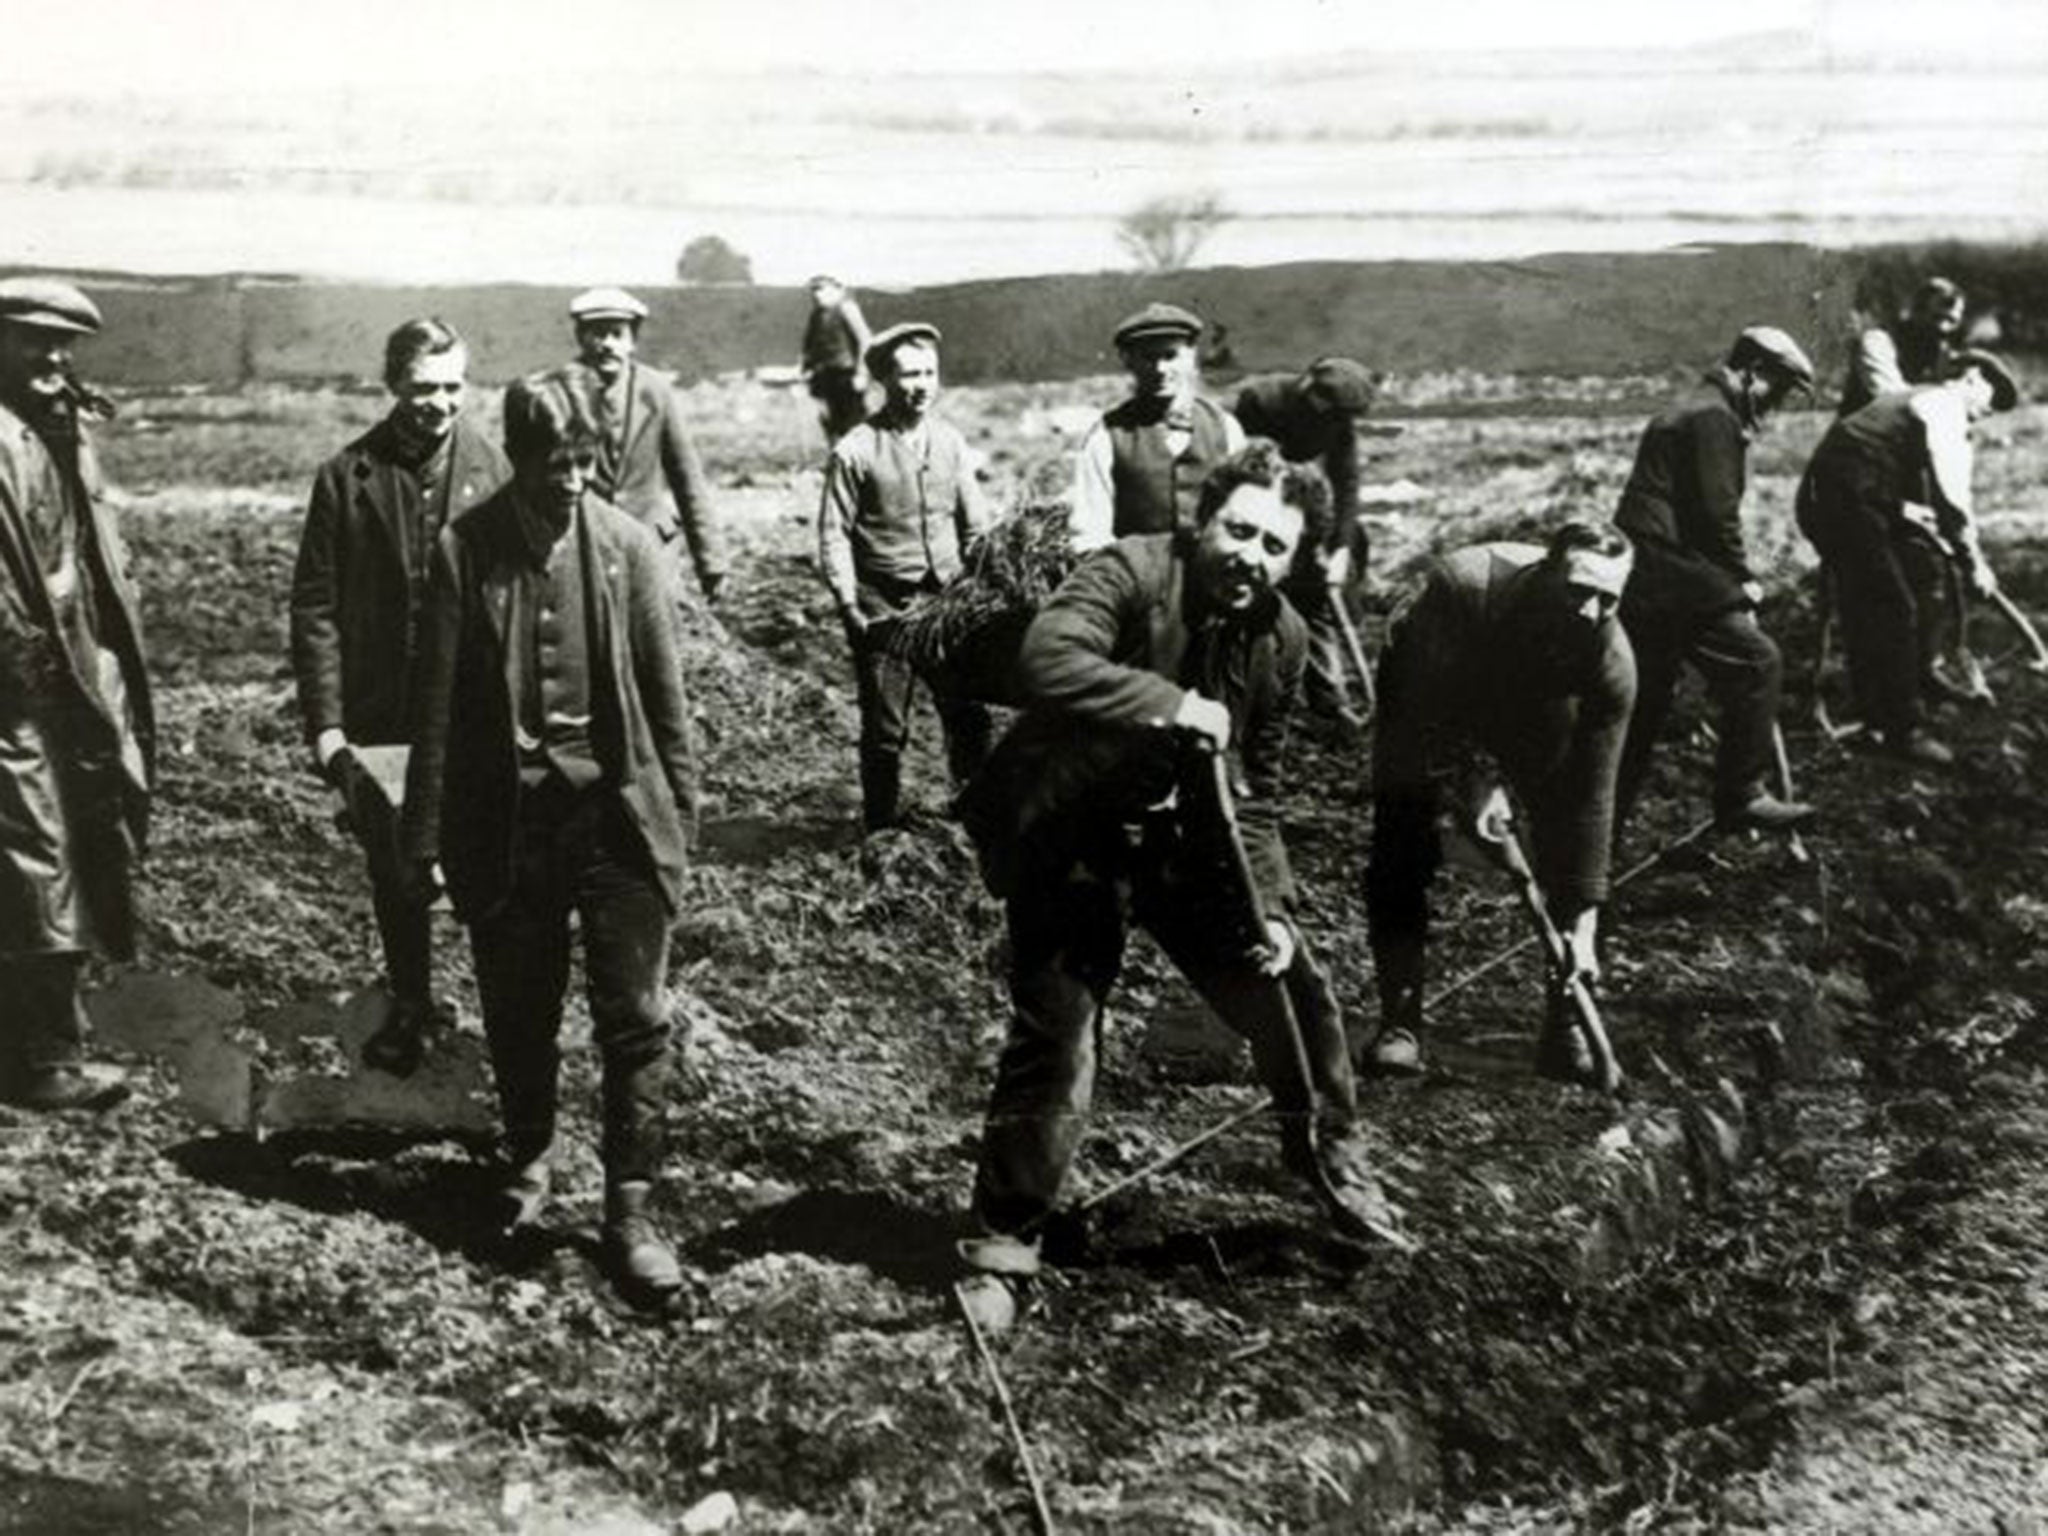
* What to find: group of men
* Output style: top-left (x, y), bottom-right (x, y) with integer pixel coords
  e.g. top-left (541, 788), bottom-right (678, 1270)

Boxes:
top-left (0, 270), bottom-right (2021, 1323)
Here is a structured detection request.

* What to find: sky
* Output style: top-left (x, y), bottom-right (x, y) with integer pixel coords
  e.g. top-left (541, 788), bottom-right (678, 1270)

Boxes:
top-left (2, 0), bottom-right (2045, 93)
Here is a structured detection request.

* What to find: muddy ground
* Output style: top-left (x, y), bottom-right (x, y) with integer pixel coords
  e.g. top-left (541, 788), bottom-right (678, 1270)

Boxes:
top-left (2, 374), bottom-right (2046, 1533)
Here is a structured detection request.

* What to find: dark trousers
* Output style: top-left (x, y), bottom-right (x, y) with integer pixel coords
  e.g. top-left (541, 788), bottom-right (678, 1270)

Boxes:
top-left (467, 783), bottom-right (672, 1181)
top-left (848, 618), bottom-right (992, 831)
top-left (347, 774), bottom-right (433, 1007)
top-left (1616, 607), bottom-right (1783, 825)
top-left (1284, 559), bottom-right (1368, 722)
top-left (1801, 466), bottom-right (1936, 737)
top-left (1363, 786), bottom-right (1441, 1032)
top-left (809, 367), bottom-right (869, 445)
top-left (971, 860), bottom-right (1357, 1239)
top-left (0, 951), bottom-right (88, 1078)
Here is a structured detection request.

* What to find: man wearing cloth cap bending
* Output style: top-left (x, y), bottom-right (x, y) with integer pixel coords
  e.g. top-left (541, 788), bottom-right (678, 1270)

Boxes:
top-left (1612, 327), bottom-right (1818, 834)
top-left (1071, 302), bottom-right (1244, 552)
top-left (1233, 357), bottom-right (1380, 730)
top-left (1797, 351), bottom-right (2021, 766)
top-left (818, 322), bottom-right (993, 831)
top-left (508, 287), bottom-right (729, 603)
top-left (0, 278), bottom-right (151, 1111)
top-left (1365, 522), bottom-right (1636, 1082)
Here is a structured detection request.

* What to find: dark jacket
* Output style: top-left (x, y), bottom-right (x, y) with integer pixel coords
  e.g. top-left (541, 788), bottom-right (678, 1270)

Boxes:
top-left (1375, 543), bottom-right (1635, 911)
top-left (961, 533), bottom-right (1305, 911)
top-left (399, 486), bottom-right (697, 921)
top-left (1232, 373), bottom-right (1361, 553)
top-left (1613, 370), bottom-right (1755, 636)
top-left (290, 416), bottom-right (509, 747)
top-left (0, 401), bottom-right (154, 958)
top-left (506, 363), bottom-right (726, 591)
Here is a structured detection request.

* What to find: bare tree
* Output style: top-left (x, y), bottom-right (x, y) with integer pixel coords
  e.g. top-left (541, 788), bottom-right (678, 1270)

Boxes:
top-left (676, 234), bottom-right (754, 285)
top-left (1116, 192), bottom-right (1232, 272)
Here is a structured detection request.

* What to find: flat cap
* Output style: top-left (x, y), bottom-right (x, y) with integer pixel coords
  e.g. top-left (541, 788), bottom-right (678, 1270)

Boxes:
top-left (1304, 356), bottom-right (1377, 414)
top-left (1113, 302), bottom-right (1203, 348)
top-left (1729, 325), bottom-right (1816, 389)
top-left (0, 277), bottom-right (102, 335)
top-left (864, 321), bottom-right (941, 373)
top-left (568, 286), bottom-right (649, 324)
top-left (1951, 349), bottom-right (2020, 412)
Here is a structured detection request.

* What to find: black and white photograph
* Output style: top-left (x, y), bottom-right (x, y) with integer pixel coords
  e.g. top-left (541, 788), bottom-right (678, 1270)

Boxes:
top-left (2, 0), bottom-right (2046, 1529)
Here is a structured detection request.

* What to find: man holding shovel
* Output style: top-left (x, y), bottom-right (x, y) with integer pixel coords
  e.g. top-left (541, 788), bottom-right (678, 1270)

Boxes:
top-left (1364, 521), bottom-right (1637, 1083)
top-left (955, 441), bottom-right (1392, 1333)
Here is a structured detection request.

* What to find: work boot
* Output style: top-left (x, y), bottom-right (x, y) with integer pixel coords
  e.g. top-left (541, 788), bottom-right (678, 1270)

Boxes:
top-left (1879, 727), bottom-right (1955, 767)
top-left (1, 1062), bottom-right (129, 1113)
top-left (602, 1180), bottom-right (683, 1300)
top-left (1365, 1027), bottom-right (1423, 1076)
top-left (1717, 787), bottom-right (1816, 832)
top-left (362, 995), bottom-right (451, 1077)
top-left (955, 1233), bottom-right (1041, 1339)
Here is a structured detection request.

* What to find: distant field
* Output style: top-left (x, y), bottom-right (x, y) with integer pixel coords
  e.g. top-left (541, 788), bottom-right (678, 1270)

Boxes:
top-left (3, 55), bottom-right (2044, 283)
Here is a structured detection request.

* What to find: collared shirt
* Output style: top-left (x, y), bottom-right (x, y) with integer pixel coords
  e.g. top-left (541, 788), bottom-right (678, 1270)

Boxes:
top-left (818, 408), bottom-right (990, 617)
top-left (1070, 394), bottom-right (1244, 551)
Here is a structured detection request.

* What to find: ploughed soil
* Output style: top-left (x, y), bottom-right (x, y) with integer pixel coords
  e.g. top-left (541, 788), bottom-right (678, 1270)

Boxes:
top-left (3, 375), bottom-right (2047, 1533)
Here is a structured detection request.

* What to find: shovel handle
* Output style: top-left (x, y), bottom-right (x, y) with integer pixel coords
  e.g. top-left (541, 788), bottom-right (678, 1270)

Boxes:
top-left (1325, 579), bottom-right (1377, 714)
top-left (1496, 829), bottom-right (1623, 1094)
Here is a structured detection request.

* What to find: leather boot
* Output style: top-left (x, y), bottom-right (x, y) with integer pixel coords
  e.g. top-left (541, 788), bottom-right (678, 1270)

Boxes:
top-left (603, 1180), bottom-right (682, 1298)
top-left (860, 749), bottom-right (904, 832)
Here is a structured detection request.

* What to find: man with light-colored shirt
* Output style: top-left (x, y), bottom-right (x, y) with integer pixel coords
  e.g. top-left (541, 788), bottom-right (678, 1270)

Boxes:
top-left (1797, 351), bottom-right (2020, 765)
top-left (1839, 275), bottom-right (1965, 417)
top-left (1070, 302), bottom-right (1245, 552)
top-left (819, 321), bottom-right (993, 831)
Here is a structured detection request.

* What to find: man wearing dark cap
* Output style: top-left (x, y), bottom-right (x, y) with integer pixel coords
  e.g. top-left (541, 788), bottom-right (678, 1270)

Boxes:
top-left (1365, 522), bottom-right (1636, 1081)
top-left (1797, 352), bottom-right (2021, 765)
top-left (1071, 302), bottom-right (1244, 551)
top-left (1612, 327), bottom-right (1818, 834)
top-left (818, 321), bottom-right (993, 831)
top-left (291, 318), bottom-right (510, 1074)
top-left (1840, 276), bottom-right (1966, 416)
top-left (0, 277), bottom-right (150, 1111)
top-left (507, 286), bottom-right (729, 603)
top-left (1233, 357), bottom-right (1380, 729)
top-left (399, 372), bottom-right (698, 1304)
top-left (800, 274), bottom-right (872, 445)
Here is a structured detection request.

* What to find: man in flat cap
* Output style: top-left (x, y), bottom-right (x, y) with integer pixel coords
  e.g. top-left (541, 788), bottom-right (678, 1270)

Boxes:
top-left (1233, 357), bottom-right (1381, 730)
top-left (800, 274), bottom-right (872, 445)
top-left (1797, 351), bottom-right (2021, 766)
top-left (818, 321), bottom-right (994, 831)
top-left (1611, 327), bottom-right (1818, 834)
top-left (291, 318), bottom-right (510, 1074)
top-left (0, 278), bottom-right (151, 1112)
top-left (1070, 302), bottom-right (1244, 552)
top-left (399, 371), bottom-right (697, 1305)
top-left (508, 287), bottom-right (729, 604)
top-left (1840, 275), bottom-right (1966, 417)
top-left (1366, 521), bottom-right (1636, 1081)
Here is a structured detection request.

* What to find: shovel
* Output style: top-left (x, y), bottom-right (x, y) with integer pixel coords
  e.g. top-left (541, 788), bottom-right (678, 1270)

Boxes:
top-left (1479, 815), bottom-right (1624, 1095)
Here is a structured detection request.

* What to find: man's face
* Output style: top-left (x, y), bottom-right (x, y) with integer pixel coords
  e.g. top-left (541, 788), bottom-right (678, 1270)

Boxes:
top-left (1192, 482), bottom-right (1303, 612)
top-left (390, 348), bottom-right (467, 442)
top-left (1558, 546), bottom-right (1632, 628)
top-left (575, 318), bottom-right (637, 380)
top-left (810, 281), bottom-right (843, 309)
top-left (0, 322), bottom-right (76, 403)
top-left (518, 441), bottom-right (595, 522)
top-left (1120, 336), bottom-right (1198, 403)
top-left (1745, 366), bottom-right (1801, 426)
top-left (1958, 367), bottom-right (1997, 422)
top-left (880, 341), bottom-right (939, 419)
top-left (1916, 296), bottom-right (1966, 343)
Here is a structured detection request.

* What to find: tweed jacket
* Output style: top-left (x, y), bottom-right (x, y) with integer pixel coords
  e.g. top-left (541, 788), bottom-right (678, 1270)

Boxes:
top-left (290, 415), bottom-right (510, 747)
top-left (399, 485), bottom-right (697, 921)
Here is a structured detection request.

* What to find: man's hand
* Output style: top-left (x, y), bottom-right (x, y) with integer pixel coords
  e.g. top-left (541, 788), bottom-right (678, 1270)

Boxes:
top-left (314, 729), bottom-right (350, 782)
top-left (838, 603), bottom-right (869, 638)
top-left (1322, 544), bottom-right (1352, 590)
top-left (396, 858), bottom-right (442, 910)
top-left (1740, 579), bottom-right (1765, 606)
top-left (1560, 906), bottom-right (1601, 991)
top-left (1171, 690), bottom-right (1231, 753)
top-left (1257, 917), bottom-right (1297, 977)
